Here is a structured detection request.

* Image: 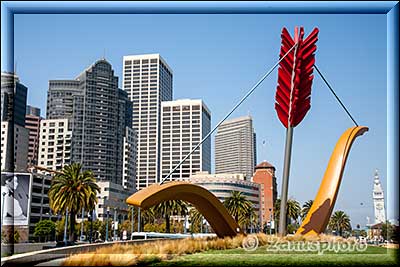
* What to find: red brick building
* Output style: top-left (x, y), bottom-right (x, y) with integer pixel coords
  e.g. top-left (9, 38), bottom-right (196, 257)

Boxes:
top-left (252, 161), bottom-right (278, 227)
top-left (25, 108), bottom-right (42, 168)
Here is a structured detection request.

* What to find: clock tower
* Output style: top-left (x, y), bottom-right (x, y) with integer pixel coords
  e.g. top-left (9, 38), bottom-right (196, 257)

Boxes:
top-left (373, 169), bottom-right (386, 224)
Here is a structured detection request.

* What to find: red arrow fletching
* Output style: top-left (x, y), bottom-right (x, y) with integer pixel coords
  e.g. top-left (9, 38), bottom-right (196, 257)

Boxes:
top-left (275, 27), bottom-right (319, 128)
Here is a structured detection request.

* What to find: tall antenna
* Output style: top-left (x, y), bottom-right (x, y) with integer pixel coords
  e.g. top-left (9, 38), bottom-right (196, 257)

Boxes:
top-left (103, 48), bottom-right (106, 60)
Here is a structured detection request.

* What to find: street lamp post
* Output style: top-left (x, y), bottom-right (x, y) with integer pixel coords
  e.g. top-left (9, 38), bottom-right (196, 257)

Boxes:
top-left (105, 207), bottom-right (110, 242)
top-left (269, 208), bottom-right (273, 235)
top-left (131, 206), bottom-right (135, 240)
top-left (80, 208), bottom-right (85, 242)
top-left (97, 196), bottom-right (106, 242)
top-left (184, 214), bottom-right (187, 234)
top-left (1, 192), bottom-right (6, 237)
top-left (113, 208), bottom-right (117, 241)
top-left (137, 208), bottom-right (141, 232)
top-left (89, 210), bottom-right (94, 243)
top-left (63, 208), bottom-right (68, 246)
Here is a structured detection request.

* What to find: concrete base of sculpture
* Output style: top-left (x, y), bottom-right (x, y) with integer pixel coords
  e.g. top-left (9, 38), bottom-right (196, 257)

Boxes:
top-left (126, 181), bottom-right (242, 237)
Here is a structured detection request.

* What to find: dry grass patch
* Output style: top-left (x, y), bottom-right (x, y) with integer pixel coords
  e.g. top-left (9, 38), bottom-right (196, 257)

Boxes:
top-left (63, 235), bottom-right (249, 266)
top-left (62, 233), bottom-right (357, 266)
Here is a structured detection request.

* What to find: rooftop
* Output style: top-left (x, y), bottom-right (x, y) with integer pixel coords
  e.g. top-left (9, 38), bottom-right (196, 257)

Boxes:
top-left (255, 161), bottom-right (275, 169)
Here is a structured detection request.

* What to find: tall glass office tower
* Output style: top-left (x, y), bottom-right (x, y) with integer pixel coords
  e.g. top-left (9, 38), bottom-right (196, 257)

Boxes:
top-left (46, 59), bottom-right (136, 188)
top-left (1, 72), bottom-right (29, 171)
top-left (122, 54), bottom-right (173, 190)
top-left (1, 72), bottom-right (27, 127)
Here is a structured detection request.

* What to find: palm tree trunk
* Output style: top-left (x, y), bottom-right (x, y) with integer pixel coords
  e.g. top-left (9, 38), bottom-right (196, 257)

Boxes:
top-left (69, 211), bottom-right (76, 242)
top-left (165, 214), bottom-right (170, 233)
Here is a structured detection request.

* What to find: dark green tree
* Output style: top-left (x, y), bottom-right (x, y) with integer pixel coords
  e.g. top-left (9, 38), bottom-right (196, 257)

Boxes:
top-left (154, 200), bottom-right (188, 233)
top-left (34, 220), bottom-right (56, 242)
top-left (328, 210), bottom-right (351, 236)
top-left (274, 198), bottom-right (301, 231)
top-left (223, 191), bottom-right (253, 227)
top-left (301, 200), bottom-right (314, 220)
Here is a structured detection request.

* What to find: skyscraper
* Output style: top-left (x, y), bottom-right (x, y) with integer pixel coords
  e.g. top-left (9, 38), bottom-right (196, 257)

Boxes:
top-left (161, 99), bottom-right (211, 182)
top-left (1, 72), bottom-right (29, 171)
top-left (46, 59), bottom-right (136, 189)
top-left (122, 54), bottom-right (173, 190)
top-left (373, 169), bottom-right (386, 224)
top-left (215, 115), bottom-right (257, 180)
top-left (25, 105), bottom-right (42, 168)
top-left (1, 72), bottom-right (27, 127)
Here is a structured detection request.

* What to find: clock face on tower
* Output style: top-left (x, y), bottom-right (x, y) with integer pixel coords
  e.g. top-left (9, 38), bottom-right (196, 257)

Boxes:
top-left (376, 203), bottom-right (383, 210)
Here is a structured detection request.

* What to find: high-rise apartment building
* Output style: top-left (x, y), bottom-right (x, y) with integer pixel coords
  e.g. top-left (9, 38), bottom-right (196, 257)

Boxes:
top-left (25, 105), bottom-right (42, 168)
top-left (122, 54), bottom-right (173, 189)
top-left (1, 122), bottom-right (29, 171)
top-left (1, 72), bottom-right (27, 127)
top-left (161, 99), bottom-right (211, 182)
top-left (46, 59), bottom-right (136, 188)
top-left (123, 127), bottom-right (137, 190)
top-left (215, 115), bottom-right (257, 179)
top-left (37, 119), bottom-right (72, 172)
top-left (46, 80), bottom-right (81, 119)
top-left (1, 72), bottom-right (29, 171)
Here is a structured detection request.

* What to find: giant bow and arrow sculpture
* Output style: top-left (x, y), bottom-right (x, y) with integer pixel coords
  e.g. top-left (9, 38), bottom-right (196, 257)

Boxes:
top-left (275, 26), bottom-right (319, 235)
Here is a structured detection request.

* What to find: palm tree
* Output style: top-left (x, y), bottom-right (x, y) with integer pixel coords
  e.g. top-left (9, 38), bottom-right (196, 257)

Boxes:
top-left (274, 198), bottom-right (301, 230)
top-left (328, 210), bottom-right (351, 236)
top-left (301, 200), bottom-right (314, 220)
top-left (128, 206), bottom-right (158, 232)
top-left (223, 191), bottom-right (253, 228)
top-left (154, 200), bottom-right (188, 233)
top-left (48, 163), bottom-right (100, 241)
top-left (142, 207), bottom-right (157, 225)
top-left (189, 207), bottom-right (203, 233)
top-left (241, 206), bottom-right (258, 233)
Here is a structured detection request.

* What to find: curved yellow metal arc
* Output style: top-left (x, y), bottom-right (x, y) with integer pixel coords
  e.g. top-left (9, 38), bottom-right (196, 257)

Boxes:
top-left (126, 181), bottom-right (242, 237)
top-left (296, 126), bottom-right (368, 237)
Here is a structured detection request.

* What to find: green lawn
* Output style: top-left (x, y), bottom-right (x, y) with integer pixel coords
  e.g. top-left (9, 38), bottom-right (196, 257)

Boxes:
top-left (151, 245), bottom-right (399, 266)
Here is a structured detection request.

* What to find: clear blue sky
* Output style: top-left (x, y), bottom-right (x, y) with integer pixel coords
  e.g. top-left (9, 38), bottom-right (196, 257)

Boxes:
top-left (13, 14), bottom-right (389, 227)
